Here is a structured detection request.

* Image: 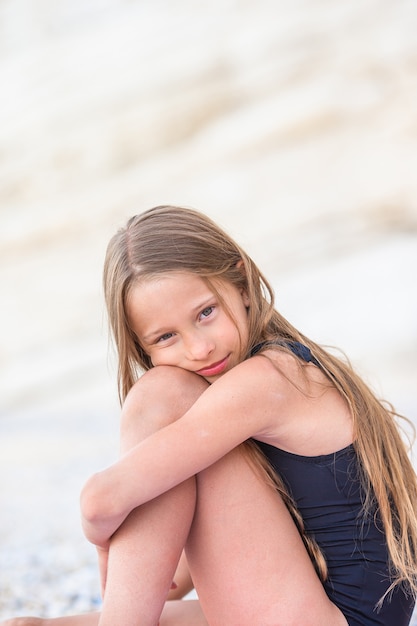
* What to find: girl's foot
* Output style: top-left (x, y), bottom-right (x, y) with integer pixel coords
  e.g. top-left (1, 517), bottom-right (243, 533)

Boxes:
top-left (0, 617), bottom-right (99, 626)
top-left (0, 620), bottom-right (43, 626)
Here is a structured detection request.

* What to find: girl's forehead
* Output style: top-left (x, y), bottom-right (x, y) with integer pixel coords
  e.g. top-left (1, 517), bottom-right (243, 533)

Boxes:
top-left (131, 272), bottom-right (229, 294)
top-left (128, 273), bottom-right (211, 308)
top-left (132, 271), bottom-right (206, 291)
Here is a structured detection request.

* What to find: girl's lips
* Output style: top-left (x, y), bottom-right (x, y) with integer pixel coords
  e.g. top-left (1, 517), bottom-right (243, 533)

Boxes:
top-left (196, 356), bottom-right (229, 377)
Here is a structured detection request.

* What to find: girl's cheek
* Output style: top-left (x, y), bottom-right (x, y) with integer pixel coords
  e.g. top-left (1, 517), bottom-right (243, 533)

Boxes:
top-left (151, 349), bottom-right (174, 367)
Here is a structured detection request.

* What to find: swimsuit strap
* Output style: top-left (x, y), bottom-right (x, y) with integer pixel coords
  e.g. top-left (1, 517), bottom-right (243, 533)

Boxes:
top-left (250, 340), bottom-right (321, 367)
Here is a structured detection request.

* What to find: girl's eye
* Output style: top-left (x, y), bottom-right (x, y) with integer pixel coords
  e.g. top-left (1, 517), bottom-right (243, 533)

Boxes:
top-left (157, 332), bottom-right (174, 343)
top-left (200, 306), bottom-right (214, 319)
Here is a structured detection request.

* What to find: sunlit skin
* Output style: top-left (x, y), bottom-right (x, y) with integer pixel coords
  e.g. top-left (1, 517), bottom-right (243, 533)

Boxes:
top-left (1, 273), bottom-right (352, 625)
top-left (79, 270), bottom-right (353, 553)
top-left (127, 272), bottom-right (251, 382)
top-left (75, 270), bottom-right (351, 625)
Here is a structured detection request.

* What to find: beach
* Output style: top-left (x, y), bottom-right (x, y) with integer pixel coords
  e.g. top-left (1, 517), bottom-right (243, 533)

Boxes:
top-left (1, 0), bottom-right (417, 621)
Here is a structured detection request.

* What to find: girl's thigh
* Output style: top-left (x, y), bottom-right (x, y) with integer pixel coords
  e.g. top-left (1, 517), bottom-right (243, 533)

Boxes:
top-left (186, 445), bottom-right (348, 626)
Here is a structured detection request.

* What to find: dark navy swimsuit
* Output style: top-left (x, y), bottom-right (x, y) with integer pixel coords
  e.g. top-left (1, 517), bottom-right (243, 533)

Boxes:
top-left (251, 341), bottom-right (415, 626)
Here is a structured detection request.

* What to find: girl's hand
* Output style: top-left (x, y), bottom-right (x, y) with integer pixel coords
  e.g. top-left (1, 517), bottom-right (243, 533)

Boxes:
top-left (167, 551), bottom-right (194, 600)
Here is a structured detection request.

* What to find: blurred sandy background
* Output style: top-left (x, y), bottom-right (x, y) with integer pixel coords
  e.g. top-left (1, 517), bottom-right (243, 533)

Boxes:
top-left (0, 0), bottom-right (416, 619)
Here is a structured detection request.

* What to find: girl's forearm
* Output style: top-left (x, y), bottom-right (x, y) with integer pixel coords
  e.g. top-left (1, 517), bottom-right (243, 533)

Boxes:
top-left (79, 439), bottom-right (169, 548)
top-left (80, 468), bottom-right (130, 547)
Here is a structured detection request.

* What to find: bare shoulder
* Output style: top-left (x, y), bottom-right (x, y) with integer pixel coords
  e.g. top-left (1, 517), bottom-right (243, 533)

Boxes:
top-left (241, 349), bottom-right (353, 454)
top-left (221, 352), bottom-right (285, 389)
top-left (212, 351), bottom-right (301, 414)
top-left (229, 348), bottom-right (314, 393)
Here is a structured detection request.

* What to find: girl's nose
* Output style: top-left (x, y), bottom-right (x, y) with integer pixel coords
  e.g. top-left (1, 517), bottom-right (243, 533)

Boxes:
top-left (185, 333), bottom-right (215, 361)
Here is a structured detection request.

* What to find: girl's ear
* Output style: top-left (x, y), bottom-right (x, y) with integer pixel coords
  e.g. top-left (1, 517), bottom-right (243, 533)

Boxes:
top-left (241, 289), bottom-right (250, 307)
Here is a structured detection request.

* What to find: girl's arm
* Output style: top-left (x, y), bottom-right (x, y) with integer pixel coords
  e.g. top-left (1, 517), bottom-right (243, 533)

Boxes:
top-left (81, 356), bottom-right (285, 547)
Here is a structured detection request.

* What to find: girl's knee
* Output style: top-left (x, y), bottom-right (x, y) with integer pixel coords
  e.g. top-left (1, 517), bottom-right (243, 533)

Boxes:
top-left (120, 367), bottom-right (209, 446)
top-left (128, 367), bottom-right (208, 415)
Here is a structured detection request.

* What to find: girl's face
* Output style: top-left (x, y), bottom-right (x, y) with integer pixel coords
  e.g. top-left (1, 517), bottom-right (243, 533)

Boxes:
top-left (128, 272), bottom-right (250, 382)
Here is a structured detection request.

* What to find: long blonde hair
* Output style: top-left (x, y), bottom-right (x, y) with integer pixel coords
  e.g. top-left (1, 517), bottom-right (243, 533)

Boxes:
top-left (103, 205), bottom-right (417, 596)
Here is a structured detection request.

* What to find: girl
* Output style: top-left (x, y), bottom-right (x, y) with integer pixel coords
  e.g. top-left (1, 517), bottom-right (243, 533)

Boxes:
top-left (3, 205), bottom-right (417, 626)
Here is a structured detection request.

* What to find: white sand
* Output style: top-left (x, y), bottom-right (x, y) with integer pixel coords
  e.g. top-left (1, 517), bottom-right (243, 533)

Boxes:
top-left (1, 0), bottom-right (417, 621)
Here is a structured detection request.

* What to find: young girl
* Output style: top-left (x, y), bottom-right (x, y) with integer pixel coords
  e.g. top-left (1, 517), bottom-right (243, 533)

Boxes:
top-left (3, 205), bottom-right (417, 626)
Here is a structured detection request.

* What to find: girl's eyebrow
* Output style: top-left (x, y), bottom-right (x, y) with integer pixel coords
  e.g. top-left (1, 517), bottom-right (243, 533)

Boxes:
top-left (141, 296), bottom-right (216, 343)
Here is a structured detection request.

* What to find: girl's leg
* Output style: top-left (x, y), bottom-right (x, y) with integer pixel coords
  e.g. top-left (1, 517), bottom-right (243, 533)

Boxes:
top-left (186, 444), bottom-right (348, 626)
top-left (111, 365), bottom-right (346, 625)
top-left (98, 367), bottom-right (209, 626)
